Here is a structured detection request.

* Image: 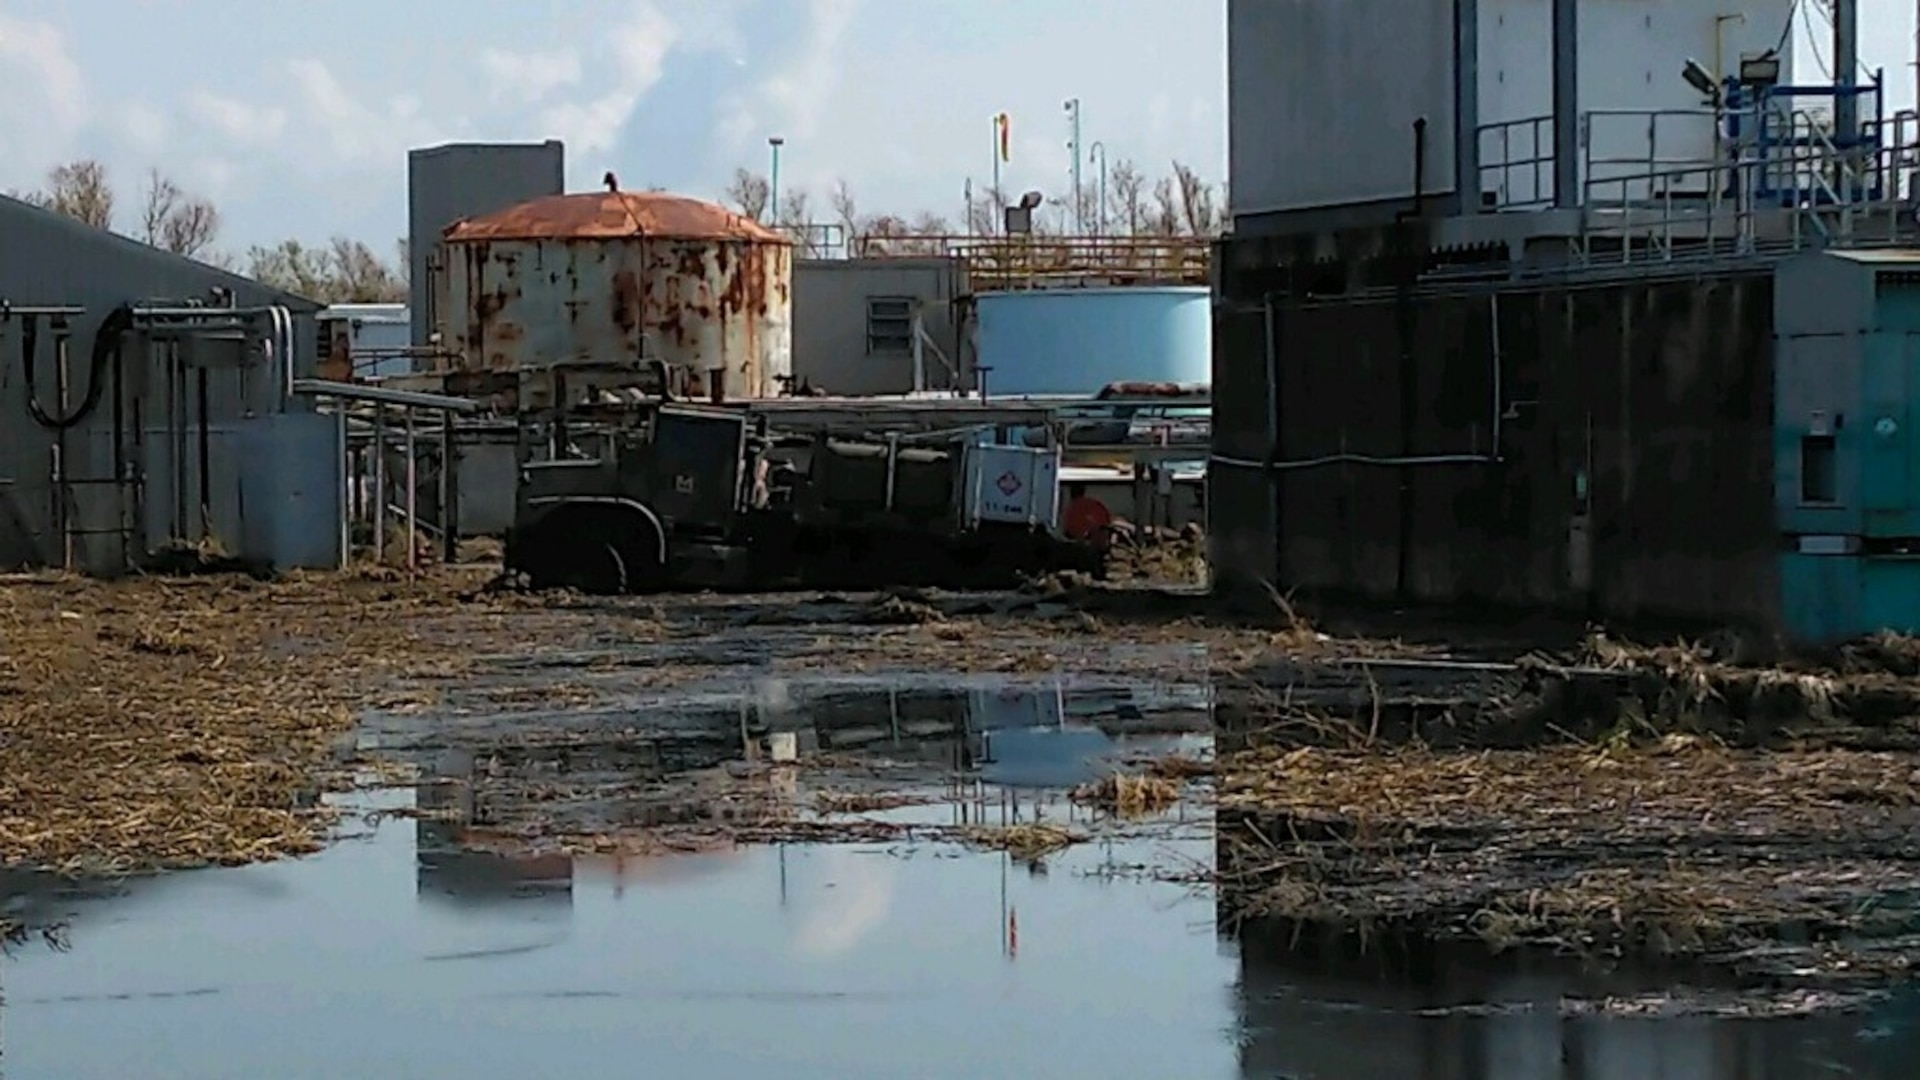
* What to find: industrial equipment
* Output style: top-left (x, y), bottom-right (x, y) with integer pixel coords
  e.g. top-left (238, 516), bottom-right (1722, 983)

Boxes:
top-left (503, 389), bottom-right (1097, 594)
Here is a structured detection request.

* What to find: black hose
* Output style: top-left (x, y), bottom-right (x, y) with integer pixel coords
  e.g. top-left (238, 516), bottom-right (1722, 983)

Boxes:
top-left (23, 304), bottom-right (133, 430)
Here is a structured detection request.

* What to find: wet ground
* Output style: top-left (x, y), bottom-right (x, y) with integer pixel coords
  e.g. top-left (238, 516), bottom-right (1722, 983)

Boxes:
top-left (6, 779), bottom-right (1920, 1078)
top-left (8, 575), bottom-right (1920, 1075)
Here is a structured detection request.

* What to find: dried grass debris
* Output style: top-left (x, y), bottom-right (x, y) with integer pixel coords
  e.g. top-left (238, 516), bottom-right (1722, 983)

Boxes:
top-left (0, 568), bottom-right (546, 875)
top-left (1215, 739), bottom-right (1920, 978)
top-left (960, 823), bottom-right (1082, 862)
top-left (1071, 773), bottom-right (1182, 817)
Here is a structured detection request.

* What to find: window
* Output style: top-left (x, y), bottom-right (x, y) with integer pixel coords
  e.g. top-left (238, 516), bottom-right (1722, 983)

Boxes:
top-left (866, 296), bottom-right (914, 354)
top-left (1801, 434), bottom-right (1838, 504)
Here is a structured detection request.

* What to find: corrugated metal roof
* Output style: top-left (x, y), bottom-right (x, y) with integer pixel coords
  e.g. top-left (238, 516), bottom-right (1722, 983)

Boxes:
top-left (443, 191), bottom-right (788, 244)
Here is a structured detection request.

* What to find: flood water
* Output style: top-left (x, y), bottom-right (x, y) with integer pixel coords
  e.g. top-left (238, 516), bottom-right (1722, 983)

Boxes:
top-left (5, 683), bottom-right (1920, 1078)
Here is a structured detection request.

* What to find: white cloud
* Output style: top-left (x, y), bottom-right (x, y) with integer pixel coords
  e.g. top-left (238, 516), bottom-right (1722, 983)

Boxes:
top-left (119, 103), bottom-right (171, 150)
top-left (715, 0), bottom-right (863, 161)
top-left (286, 58), bottom-right (454, 166)
top-left (0, 16), bottom-right (89, 184)
top-left (186, 91), bottom-right (286, 145)
top-left (536, 2), bottom-right (678, 160)
top-left (478, 47), bottom-right (583, 105)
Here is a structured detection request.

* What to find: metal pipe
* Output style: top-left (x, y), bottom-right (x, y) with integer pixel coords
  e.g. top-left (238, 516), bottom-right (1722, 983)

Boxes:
top-left (439, 413), bottom-right (458, 564)
top-left (372, 404), bottom-right (387, 564)
top-left (109, 315), bottom-right (128, 570)
top-left (196, 366), bottom-right (211, 541)
top-left (170, 341), bottom-right (186, 541)
top-left (337, 405), bottom-right (351, 570)
top-left (289, 377), bottom-right (478, 412)
top-left (1454, 0), bottom-right (1481, 213)
top-left (404, 407), bottom-right (418, 573)
top-left (54, 326), bottom-right (71, 568)
top-left (1551, 0), bottom-right (1579, 209)
top-left (1834, 0), bottom-right (1859, 146)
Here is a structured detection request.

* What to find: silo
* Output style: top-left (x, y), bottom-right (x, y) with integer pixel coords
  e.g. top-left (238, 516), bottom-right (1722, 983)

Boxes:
top-left (439, 188), bottom-right (792, 399)
top-left (974, 286), bottom-right (1211, 396)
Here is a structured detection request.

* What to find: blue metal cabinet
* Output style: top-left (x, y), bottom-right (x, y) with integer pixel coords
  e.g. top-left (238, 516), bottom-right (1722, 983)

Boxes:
top-left (1776, 251), bottom-right (1920, 643)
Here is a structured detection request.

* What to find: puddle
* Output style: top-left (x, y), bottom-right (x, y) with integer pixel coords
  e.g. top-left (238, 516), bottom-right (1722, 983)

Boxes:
top-left (5, 784), bottom-right (1919, 1078)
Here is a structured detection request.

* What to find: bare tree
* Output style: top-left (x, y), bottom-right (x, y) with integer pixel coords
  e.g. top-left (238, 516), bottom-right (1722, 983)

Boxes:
top-left (964, 183), bottom-right (1006, 236)
top-left (725, 167), bottom-right (770, 222)
top-left (828, 179), bottom-right (860, 244)
top-left (243, 237), bottom-right (408, 303)
top-left (25, 160), bottom-right (116, 230)
top-left (1172, 161), bottom-right (1221, 237)
top-left (328, 237), bottom-right (407, 302)
top-left (1109, 160), bottom-right (1147, 236)
top-left (140, 169), bottom-right (221, 257)
top-left (776, 187), bottom-right (820, 255)
top-left (244, 240), bottom-right (337, 299)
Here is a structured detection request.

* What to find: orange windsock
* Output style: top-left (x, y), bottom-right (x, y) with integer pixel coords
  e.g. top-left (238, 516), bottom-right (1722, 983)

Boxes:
top-left (997, 113), bottom-right (1011, 163)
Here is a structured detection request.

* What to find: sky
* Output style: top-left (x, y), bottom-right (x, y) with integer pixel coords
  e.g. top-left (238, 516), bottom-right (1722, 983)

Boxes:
top-left (0, 1), bottom-right (1913, 258)
top-left (0, 0), bottom-right (1229, 254)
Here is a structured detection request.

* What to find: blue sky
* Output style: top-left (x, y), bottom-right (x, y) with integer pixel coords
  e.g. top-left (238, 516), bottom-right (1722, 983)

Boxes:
top-left (0, 1), bottom-right (1912, 258)
top-left (0, 0), bottom-right (1228, 254)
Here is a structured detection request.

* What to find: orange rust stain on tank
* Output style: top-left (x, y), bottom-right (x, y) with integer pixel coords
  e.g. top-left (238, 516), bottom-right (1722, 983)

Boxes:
top-left (611, 269), bottom-right (642, 333)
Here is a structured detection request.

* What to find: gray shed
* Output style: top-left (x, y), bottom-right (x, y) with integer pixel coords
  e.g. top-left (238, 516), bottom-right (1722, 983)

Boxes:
top-left (0, 194), bottom-right (339, 573)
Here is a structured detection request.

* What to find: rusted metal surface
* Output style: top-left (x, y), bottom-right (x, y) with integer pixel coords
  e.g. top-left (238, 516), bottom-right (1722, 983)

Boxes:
top-left (444, 192), bottom-right (786, 244)
top-left (438, 193), bottom-right (793, 400)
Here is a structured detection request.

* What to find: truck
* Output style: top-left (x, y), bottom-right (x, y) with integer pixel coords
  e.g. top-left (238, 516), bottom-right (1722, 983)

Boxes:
top-left (502, 397), bottom-right (1100, 594)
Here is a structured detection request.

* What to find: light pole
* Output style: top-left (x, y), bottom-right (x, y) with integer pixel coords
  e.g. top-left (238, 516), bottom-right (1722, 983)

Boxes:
top-left (1063, 98), bottom-right (1082, 232)
top-left (1088, 141), bottom-right (1109, 236)
top-left (768, 136), bottom-right (785, 224)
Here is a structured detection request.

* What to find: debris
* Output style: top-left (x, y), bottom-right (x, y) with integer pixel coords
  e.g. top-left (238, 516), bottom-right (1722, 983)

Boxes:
top-left (960, 823), bottom-right (1083, 862)
top-left (1071, 773), bottom-right (1182, 816)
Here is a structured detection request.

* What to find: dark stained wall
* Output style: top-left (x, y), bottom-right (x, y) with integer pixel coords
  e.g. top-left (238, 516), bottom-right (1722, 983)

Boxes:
top-left (1221, 272), bottom-right (1778, 629)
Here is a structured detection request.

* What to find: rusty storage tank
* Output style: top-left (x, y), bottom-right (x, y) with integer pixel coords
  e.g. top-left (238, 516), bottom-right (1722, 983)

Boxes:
top-left (439, 186), bottom-right (792, 399)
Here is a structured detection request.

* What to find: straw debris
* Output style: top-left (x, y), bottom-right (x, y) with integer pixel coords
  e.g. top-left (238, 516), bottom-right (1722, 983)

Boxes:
top-left (0, 569), bottom-right (519, 875)
top-left (1071, 773), bottom-right (1182, 817)
top-left (1216, 738), bottom-right (1920, 977)
top-left (959, 823), bottom-right (1083, 862)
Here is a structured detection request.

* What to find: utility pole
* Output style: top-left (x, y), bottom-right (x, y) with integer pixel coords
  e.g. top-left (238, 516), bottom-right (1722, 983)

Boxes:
top-left (1088, 141), bottom-right (1109, 235)
top-left (768, 136), bottom-right (784, 224)
top-left (1064, 98), bottom-right (1083, 232)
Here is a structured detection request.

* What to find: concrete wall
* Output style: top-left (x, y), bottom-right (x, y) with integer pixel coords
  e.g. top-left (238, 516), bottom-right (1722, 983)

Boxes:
top-left (406, 141), bottom-right (565, 348)
top-left (0, 194), bottom-right (327, 573)
top-left (792, 258), bottom-right (966, 396)
top-left (1228, 0), bottom-right (1460, 225)
top-left (1211, 268), bottom-right (1778, 630)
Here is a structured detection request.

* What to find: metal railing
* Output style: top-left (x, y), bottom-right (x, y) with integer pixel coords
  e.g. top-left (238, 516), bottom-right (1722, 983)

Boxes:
top-left (848, 234), bottom-right (1211, 290)
top-left (1472, 99), bottom-right (1920, 265)
top-left (1577, 124), bottom-right (1920, 265)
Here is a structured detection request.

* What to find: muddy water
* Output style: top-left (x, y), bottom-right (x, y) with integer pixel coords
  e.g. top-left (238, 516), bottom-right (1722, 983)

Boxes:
top-left (4, 687), bottom-right (1918, 1078)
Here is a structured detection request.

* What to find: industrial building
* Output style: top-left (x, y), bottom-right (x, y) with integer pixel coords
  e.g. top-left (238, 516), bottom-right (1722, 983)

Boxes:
top-left (1212, 0), bottom-right (1920, 645)
top-left (0, 193), bottom-right (335, 574)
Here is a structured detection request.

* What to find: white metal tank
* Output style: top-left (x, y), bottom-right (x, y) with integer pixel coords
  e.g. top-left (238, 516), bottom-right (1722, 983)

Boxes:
top-left (437, 189), bottom-right (793, 400)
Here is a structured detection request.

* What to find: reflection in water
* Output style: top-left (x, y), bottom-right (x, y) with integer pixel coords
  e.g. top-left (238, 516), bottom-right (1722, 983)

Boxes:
top-left (4, 674), bottom-right (1917, 1078)
top-left (1229, 904), bottom-right (1920, 1079)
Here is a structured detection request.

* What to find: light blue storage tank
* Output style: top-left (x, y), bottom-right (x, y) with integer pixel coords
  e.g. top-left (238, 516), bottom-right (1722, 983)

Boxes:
top-left (974, 286), bottom-right (1211, 396)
